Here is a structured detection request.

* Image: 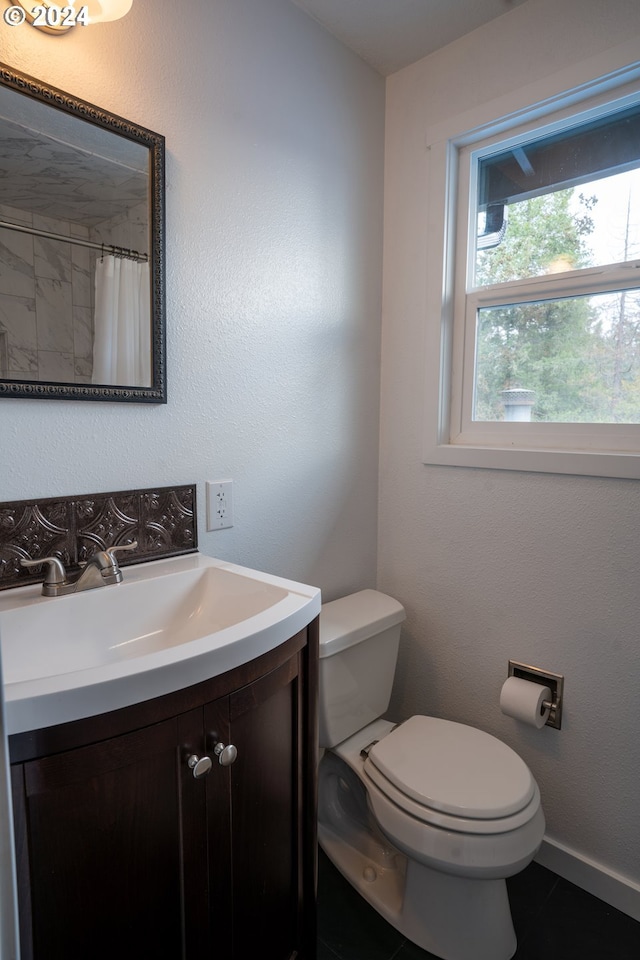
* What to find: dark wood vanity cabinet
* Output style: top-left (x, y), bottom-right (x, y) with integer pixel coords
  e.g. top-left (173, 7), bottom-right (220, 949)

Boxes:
top-left (9, 621), bottom-right (319, 960)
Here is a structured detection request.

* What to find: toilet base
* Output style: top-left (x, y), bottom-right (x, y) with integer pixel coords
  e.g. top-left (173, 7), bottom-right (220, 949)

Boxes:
top-left (318, 739), bottom-right (519, 960)
top-left (319, 823), bottom-right (516, 960)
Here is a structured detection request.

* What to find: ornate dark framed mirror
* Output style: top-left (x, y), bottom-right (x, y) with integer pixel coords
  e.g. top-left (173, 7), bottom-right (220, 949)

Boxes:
top-left (0, 63), bottom-right (166, 402)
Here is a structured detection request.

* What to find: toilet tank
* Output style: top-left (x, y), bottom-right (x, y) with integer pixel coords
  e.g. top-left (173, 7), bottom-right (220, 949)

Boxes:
top-left (319, 589), bottom-right (406, 748)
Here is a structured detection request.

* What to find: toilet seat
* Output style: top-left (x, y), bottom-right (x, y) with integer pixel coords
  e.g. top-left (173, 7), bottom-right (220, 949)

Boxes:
top-left (327, 715), bottom-right (545, 881)
top-left (363, 715), bottom-right (538, 835)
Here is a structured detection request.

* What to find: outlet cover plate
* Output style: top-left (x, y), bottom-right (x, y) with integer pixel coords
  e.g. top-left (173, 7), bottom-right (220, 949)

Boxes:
top-left (206, 480), bottom-right (233, 530)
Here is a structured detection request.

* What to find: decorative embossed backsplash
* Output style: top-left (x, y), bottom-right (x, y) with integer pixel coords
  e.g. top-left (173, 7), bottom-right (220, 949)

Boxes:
top-left (0, 484), bottom-right (197, 591)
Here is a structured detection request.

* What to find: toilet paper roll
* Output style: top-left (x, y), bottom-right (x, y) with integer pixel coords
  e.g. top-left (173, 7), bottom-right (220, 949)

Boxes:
top-left (500, 676), bottom-right (552, 729)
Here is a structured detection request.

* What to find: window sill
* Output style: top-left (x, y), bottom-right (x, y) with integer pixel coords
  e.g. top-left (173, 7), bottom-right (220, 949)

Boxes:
top-left (423, 441), bottom-right (640, 480)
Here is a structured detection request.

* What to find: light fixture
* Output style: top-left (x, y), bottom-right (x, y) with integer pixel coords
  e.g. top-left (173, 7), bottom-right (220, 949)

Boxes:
top-left (4, 0), bottom-right (133, 33)
top-left (82, 0), bottom-right (133, 23)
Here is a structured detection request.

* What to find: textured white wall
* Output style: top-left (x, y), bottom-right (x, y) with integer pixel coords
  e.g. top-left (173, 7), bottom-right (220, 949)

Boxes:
top-left (7, 0), bottom-right (640, 915)
top-left (381, 0), bottom-right (640, 897)
top-left (0, 0), bottom-right (384, 599)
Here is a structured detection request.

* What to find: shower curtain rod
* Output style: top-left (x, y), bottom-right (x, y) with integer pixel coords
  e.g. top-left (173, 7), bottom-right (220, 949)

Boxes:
top-left (0, 218), bottom-right (148, 263)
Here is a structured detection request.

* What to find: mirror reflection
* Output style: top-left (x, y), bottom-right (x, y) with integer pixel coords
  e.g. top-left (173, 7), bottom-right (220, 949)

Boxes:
top-left (0, 65), bottom-right (165, 402)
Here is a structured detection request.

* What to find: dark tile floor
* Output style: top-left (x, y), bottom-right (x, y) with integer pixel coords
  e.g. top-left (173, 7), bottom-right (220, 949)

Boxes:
top-left (317, 847), bottom-right (640, 960)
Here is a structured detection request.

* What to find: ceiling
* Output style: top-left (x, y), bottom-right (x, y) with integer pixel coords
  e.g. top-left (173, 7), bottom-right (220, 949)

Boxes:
top-left (291, 0), bottom-right (528, 76)
top-left (0, 84), bottom-right (148, 228)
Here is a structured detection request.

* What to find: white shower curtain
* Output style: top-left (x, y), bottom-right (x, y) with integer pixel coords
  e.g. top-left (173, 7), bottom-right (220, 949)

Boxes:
top-left (92, 255), bottom-right (151, 386)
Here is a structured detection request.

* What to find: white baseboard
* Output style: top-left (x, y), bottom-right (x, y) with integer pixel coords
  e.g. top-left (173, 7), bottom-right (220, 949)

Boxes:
top-left (535, 837), bottom-right (640, 923)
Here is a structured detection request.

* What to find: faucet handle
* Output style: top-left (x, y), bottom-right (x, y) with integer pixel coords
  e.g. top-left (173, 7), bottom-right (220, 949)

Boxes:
top-left (104, 540), bottom-right (139, 565)
top-left (20, 556), bottom-right (67, 586)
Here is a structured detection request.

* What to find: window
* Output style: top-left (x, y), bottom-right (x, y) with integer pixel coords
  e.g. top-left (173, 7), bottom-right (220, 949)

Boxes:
top-left (424, 63), bottom-right (640, 479)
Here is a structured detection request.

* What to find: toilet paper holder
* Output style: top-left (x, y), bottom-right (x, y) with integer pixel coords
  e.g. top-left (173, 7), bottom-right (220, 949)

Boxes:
top-left (508, 660), bottom-right (564, 730)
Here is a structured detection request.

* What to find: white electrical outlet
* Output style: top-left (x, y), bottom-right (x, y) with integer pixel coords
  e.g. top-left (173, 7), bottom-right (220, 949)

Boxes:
top-left (206, 480), bottom-right (234, 530)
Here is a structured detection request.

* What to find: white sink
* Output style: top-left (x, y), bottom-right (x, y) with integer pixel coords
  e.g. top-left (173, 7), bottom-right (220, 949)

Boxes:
top-left (0, 553), bottom-right (321, 735)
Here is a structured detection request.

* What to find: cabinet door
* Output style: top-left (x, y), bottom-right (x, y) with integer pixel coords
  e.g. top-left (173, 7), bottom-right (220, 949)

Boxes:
top-left (13, 716), bottom-right (199, 960)
top-left (224, 656), bottom-right (302, 960)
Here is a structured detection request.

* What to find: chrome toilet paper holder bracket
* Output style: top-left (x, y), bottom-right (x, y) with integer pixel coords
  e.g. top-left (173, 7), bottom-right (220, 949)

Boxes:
top-left (508, 660), bottom-right (564, 730)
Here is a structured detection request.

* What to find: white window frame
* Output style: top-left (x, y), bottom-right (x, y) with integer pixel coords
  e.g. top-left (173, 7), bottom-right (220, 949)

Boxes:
top-left (423, 54), bottom-right (640, 479)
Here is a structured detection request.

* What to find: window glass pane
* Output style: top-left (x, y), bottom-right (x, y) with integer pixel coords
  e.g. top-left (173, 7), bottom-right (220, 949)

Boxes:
top-left (474, 290), bottom-right (640, 423)
top-left (474, 103), bottom-right (640, 285)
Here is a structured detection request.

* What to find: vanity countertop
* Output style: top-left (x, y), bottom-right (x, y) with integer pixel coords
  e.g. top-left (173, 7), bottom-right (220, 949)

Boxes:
top-left (0, 553), bottom-right (321, 735)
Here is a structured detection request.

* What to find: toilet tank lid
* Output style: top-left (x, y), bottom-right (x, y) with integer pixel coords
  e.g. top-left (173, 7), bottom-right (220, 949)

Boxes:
top-left (319, 589), bottom-right (406, 659)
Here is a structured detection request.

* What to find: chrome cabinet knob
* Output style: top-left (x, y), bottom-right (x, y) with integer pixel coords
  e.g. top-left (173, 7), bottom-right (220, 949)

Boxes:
top-left (213, 742), bottom-right (238, 767)
top-left (187, 754), bottom-right (213, 779)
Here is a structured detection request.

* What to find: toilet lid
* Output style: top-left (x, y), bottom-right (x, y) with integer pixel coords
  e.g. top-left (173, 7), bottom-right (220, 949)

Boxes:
top-left (366, 716), bottom-right (535, 820)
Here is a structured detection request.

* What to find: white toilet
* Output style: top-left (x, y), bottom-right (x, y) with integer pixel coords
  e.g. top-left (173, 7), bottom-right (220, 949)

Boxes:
top-left (318, 589), bottom-right (545, 960)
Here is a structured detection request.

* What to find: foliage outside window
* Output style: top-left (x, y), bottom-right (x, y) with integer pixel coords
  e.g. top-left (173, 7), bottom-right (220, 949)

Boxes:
top-left (425, 70), bottom-right (640, 478)
top-left (472, 106), bottom-right (640, 425)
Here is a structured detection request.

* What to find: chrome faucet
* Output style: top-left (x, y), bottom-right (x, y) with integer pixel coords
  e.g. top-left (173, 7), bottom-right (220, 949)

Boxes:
top-left (20, 541), bottom-right (138, 597)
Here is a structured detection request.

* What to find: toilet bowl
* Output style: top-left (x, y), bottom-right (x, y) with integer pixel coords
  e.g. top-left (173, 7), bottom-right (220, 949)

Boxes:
top-left (318, 590), bottom-right (545, 960)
